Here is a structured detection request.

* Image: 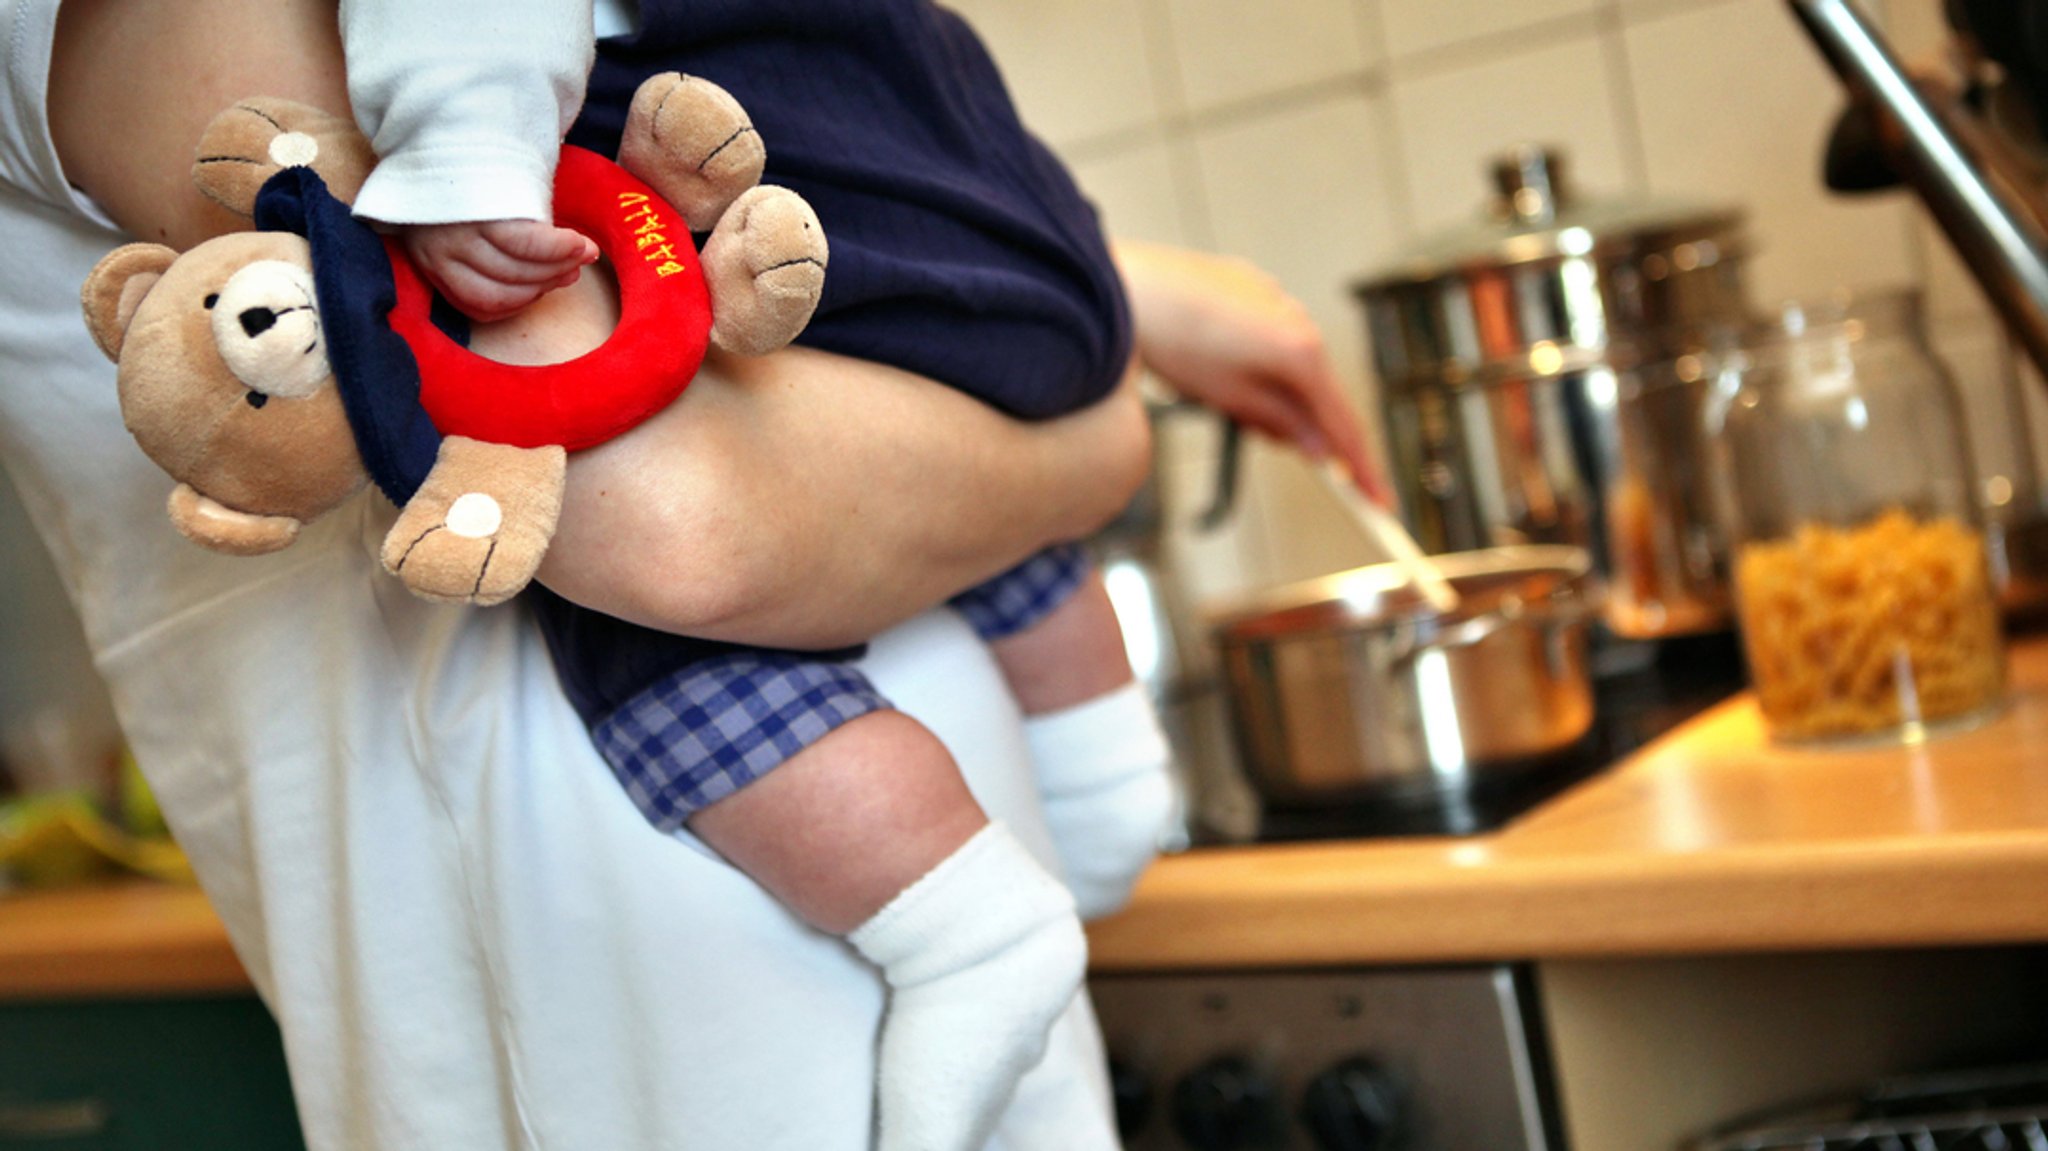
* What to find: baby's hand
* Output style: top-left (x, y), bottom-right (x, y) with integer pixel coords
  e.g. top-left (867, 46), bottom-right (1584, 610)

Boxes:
top-left (400, 220), bottom-right (601, 323)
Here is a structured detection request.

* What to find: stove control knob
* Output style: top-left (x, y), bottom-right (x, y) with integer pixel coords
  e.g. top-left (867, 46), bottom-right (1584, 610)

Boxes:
top-left (1107, 1056), bottom-right (1153, 1140)
top-left (1301, 1057), bottom-right (1403, 1151)
top-left (1171, 1055), bottom-right (1282, 1150)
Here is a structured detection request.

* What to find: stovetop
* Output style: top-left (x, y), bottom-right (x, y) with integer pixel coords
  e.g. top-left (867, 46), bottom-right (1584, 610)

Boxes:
top-left (1245, 630), bottom-right (1748, 844)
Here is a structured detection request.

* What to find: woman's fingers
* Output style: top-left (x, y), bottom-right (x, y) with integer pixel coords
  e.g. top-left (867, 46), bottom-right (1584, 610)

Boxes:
top-left (1114, 240), bottom-right (1398, 504)
top-left (1281, 361), bottom-right (1391, 507)
top-left (1198, 372), bottom-right (1320, 453)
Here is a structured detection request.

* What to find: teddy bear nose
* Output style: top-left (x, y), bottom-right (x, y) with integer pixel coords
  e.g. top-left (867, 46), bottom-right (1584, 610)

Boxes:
top-left (239, 307), bottom-right (280, 338)
top-left (211, 259), bottom-right (330, 400)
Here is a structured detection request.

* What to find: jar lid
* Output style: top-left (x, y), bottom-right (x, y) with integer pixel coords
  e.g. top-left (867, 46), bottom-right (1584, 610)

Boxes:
top-left (1352, 146), bottom-right (1745, 296)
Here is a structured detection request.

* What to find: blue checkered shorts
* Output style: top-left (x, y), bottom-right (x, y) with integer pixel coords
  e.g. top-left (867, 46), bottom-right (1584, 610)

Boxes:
top-left (948, 542), bottom-right (1090, 641)
top-left (585, 543), bottom-right (1087, 831)
top-left (593, 653), bottom-right (890, 830)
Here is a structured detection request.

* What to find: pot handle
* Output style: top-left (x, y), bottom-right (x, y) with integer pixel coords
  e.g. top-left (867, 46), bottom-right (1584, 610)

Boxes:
top-left (1196, 419), bottom-right (1242, 533)
top-left (1392, 581), bottom-right (1606, 661)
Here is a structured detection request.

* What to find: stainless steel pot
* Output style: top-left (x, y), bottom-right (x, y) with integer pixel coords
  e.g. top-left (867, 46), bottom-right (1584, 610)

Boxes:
top-left (1354, 148), bottom-right (1750, 638)
top-left (1207, 546), bottom-right (1600, 807)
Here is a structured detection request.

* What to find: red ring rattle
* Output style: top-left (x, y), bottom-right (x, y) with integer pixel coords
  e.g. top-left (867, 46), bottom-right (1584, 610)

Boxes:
top-left (385, 145), bottom-right (716, 452)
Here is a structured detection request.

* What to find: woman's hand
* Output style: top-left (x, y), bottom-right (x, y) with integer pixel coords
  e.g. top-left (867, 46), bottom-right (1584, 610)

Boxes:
top-left (1115, 239), bottom-right (1389, 504)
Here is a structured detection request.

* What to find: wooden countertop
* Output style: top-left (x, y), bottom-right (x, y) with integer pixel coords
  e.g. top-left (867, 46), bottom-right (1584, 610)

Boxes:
top-left (1089, 637), bottom-right (2048, 971)
top-left (8, 641), bottom-right (2048, 998)
top-left (0, 881), bottom-right (248, 998)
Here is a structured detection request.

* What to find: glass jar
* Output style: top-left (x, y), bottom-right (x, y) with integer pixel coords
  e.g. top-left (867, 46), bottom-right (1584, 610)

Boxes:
top-left (1706, 291), bottom-right (2006, 743)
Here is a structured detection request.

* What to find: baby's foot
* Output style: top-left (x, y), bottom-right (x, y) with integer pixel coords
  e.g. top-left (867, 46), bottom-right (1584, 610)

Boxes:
top-left (702, 185), bottom-right (828, 357)
top-left (1026, 682), bottom-right (1177, 920)
top-left (618, 72), bottom-right (766, 232)
top-left (849, 824), bottom-right (1086, 1151)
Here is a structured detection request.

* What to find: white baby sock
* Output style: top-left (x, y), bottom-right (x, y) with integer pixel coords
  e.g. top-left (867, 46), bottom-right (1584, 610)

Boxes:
top-left (848, 821), bottom-right (1087, 1151)
top-left (1025, 681), bottom-right (1176, 920)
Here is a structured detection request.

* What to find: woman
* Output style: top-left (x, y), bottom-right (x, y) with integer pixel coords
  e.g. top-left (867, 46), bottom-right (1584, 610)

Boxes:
top-left (6, 1), bottom-right (1372, 1146)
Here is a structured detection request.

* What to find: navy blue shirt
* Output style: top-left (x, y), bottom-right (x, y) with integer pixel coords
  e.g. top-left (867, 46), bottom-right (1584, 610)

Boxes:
top-left (570, 0), bottom-right (1133, 417)
top-left (538, 0), bottom-right (1133, 730)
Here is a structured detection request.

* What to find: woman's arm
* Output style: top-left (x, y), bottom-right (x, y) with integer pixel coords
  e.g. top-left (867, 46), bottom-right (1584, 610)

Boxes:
top-left (1114, 239), bottom-right (1388, 503)
top-left (50, 0), bottom-right (353, 250)
top-left (49, 0), bottom-right (1148, 650)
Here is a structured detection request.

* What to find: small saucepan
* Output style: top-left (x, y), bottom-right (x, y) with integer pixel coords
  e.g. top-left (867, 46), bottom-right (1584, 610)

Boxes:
top-left (1207, 546), bottom-right (1601, 808)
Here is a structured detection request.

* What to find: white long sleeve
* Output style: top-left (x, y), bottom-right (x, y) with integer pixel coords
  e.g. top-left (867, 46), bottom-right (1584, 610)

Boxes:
top-left (340, 0), bottom-right (596, 225)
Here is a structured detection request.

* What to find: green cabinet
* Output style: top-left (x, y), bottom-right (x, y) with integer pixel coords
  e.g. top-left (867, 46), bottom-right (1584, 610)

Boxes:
top-left (0, 997), bottom-right (304, 1150)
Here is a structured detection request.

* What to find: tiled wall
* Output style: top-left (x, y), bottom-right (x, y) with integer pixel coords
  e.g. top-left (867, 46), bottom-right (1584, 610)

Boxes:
top-left (949, 0), bottom-right (2044, 606)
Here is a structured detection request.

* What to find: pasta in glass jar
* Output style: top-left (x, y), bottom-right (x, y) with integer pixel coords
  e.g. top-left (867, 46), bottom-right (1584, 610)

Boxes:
top-left (1707, 293), bottom-right (2006, 743)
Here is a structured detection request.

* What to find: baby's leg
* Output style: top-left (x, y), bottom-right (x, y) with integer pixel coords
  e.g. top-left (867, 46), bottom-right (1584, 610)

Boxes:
top-left (689, 709), bottom-right (1085, 1151)
top-left (981, 572), bottom-right (1178, 921)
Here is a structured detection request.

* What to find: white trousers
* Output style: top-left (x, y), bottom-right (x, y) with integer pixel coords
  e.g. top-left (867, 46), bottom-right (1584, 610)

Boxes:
top-left (0, 0), bottom-right (1115, 1134)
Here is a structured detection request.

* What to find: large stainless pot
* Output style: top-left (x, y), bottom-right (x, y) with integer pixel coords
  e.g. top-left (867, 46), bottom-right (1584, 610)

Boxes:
top-left (1354, 148), bottom-right (1750, 638)
top-left (1208, 546), bottom-right (1600, 807)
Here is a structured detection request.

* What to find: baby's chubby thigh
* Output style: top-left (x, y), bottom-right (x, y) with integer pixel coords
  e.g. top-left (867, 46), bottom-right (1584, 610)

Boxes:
top-left (531, 342), bottom-right (908, 649)
top-left (466, 266), bottom-right (822, 643)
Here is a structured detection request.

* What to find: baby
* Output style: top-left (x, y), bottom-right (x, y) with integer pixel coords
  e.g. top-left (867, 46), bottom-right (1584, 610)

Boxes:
top-left (343, 1), bottom-right (1171, 1148)
top-left (348, 6), bottom-right (1380, 1151)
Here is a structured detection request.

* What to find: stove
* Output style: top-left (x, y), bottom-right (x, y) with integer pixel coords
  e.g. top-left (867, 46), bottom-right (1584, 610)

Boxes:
top-left (1090, 966), bottom-right (1562, 1151)
top-left (1086, 631), bottom-right (1749, 1150)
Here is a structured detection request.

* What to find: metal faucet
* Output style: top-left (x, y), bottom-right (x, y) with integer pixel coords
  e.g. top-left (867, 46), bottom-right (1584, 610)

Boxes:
top-left (1788, 0), bottom-right (2048, 378)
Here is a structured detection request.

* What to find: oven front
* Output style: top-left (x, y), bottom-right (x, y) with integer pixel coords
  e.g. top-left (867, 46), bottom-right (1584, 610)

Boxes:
top-left (1089, 966), bottom-right (1563, 1150)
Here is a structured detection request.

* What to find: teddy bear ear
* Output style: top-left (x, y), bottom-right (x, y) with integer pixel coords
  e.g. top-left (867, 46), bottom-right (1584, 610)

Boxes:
top-left (167, 484), bottom-right (303, 556)
top-left (192, 97), bottom-right (378, 216)
top-left (79, 243), bottom-right (179, 363)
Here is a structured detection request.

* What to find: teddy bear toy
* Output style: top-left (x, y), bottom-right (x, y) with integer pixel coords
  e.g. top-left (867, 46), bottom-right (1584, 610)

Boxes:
top-left (80, 75), bottom-right (827, 606)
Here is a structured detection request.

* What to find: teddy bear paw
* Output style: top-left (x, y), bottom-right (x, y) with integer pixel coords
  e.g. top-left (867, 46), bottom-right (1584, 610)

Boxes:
top-left (703, 185), bottom-right (829, 357)
top-left (193, 98), bottom-right (378, 217)
top-left (381, 492), bottom-right (542, 607)
top-left (618, 72), bottom-right (767, 232)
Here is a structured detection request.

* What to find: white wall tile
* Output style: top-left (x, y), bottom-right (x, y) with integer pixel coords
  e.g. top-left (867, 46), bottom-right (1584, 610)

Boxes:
top-left (1927, 316), bottom-right (2040, 517)
top-left (2014, 359), bottom-right (2048, 509)
top-left (1186, 93), bottom-right (1406, 584)
top-left (1240, 439), bottom-right (1387, 587)
top-left (1625, 0), bottom-right (1918, 305)
top-left (1872, 0), bottom-right (1943, 58)
top-left (1380, 0), bottom-right (1599, 61)
top-left (947, 0), bottom-right (1164, 146)
top-left (1912, 210), bottom-right (1997, 326)
top-left (1160, 0), bottom-right (1377, 114)
top-left (1067, 142), bottom-right (1194, 248)
top-left (1392, 35), bottom-right (1635, 236)
top-left (1190, 95), bottom-right (1404, 386)
top-left (1617, 0), bottom-right (1747, 18)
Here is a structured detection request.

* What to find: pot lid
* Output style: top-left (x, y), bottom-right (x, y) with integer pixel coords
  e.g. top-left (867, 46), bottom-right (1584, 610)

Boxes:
top-left (1353, 145), bottom-right (1744, 296)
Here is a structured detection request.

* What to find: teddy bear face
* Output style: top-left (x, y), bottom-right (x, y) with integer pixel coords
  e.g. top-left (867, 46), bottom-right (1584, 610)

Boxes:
top-left (116, 232), bottom-right (368, 526)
